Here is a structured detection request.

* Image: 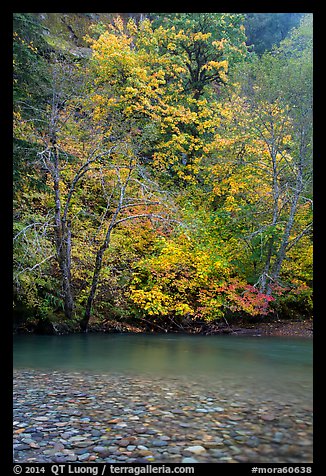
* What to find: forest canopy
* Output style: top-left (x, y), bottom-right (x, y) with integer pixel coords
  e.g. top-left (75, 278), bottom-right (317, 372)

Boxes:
top-left (13, 13), bottom-right (313, 332)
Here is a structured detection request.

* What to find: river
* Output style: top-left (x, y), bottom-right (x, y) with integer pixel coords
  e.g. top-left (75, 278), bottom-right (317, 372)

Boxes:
top-left (13, 334), bottom-right (313, 463)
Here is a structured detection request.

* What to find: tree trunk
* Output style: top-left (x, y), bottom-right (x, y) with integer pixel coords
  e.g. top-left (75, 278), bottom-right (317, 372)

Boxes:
top-left (268, 162), bottom-right (303, 293)
top-left (80, 216), bottom-right (117, 332)
top-left (259, 236), bottom-right (274, 294)
top-left (62, 261), bottom-right (74, 319)
top-left (79, 169), bottom-right (129, 332)
top-left (80, 247), bottom-right (106, 332)
top-left (259, 147), bottom-right (279, 294)
top-left (52, 141), bottom-right (74, 319)
top-left (61, 223), bottom-right (74, 319)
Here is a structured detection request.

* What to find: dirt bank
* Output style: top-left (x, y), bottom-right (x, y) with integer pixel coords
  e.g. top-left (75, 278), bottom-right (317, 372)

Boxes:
top-left (230, 319), bottom-right (313, 337)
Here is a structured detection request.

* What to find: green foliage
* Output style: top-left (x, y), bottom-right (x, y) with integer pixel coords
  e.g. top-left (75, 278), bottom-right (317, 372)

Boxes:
top-left (270, 283), bottom-right (313, 319)
top-left (244, 13), bottom-right (304, 55)
top-left (150, 13), bottom-right (248, 95)
top-left (13, 13), bottom-right (51, 110)
top-left (130, 213), bottom-right (275, 322)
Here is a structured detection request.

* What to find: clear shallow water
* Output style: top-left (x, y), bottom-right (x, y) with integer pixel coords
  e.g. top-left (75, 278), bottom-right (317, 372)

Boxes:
top-left (13, 333), bottom-right (312, 398)
top-left (13, 333), bottom-right (313, 463)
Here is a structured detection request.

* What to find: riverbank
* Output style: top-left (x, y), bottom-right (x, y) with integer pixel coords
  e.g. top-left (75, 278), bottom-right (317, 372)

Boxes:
top-left (13, 368), bottom-right (313, 464)
top-left (13, 316), bottom-right (313, 338)
top-left (229, 319), bottom-right (313, 338)
top-left (92, 318), bottom-right (313, 338)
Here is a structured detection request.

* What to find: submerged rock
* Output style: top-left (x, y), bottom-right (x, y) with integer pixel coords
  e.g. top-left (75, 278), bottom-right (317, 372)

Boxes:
top-left (182, 457), bottom-right (199, 463)
top-left (184, 445), bottom-right (207, 454)
top-left (13, 369), bottom-right (313, 464)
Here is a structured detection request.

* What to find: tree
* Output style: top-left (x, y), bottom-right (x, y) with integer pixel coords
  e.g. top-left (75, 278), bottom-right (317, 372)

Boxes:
top-left (244, 13), bottom-right (304, 55)
top-left (13, 13), bottom-right (50, 107)
top-left (78, 141), bottom-right (176, 332)
top-left (86, 15), bottom-right (248, 186)
top-left (150, 13), bottom-right (248, 99)
top-left (209, 15), bottom-right (313, 297)
top-left (13, 13), bottom-right (313, 328)
top-left (14, 54), bottom-right (91, 320)
top-left (14, 15), bottom-right (178, 329)
top-left (245, 16), bottom-right (312, 294)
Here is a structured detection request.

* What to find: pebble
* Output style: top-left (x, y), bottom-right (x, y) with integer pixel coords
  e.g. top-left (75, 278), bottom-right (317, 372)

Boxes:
top-left (298, 440), bottom-right (312, 446)
top-left (78, 453), bottom-right (91, 461)
top-left (152, 440), bottom-right (168, 447)
top-left (119, 439), bottom-right (130, 447)
top-left (247, 437), bottom-right (261, 448)
top-left (261, 414), bottom-right (276, 421)
top-left (184, 445), bottom-right (206, 454)
top-left (182, 457), bottom-right (199, 463)
top-left (93, 446), bottom-right (107, 453)
top-left (138, 450), bottom-right (153, 457)
top-left (13, 369), bottom-right (313, 464)
top-left (273, 432), bottom-right (284, 443)
top-left (203, 440), bottom-right (223, 448)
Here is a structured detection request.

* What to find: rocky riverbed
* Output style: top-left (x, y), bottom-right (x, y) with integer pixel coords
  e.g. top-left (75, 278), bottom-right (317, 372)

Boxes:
top-left (13, 369), bottom-right (312, 464)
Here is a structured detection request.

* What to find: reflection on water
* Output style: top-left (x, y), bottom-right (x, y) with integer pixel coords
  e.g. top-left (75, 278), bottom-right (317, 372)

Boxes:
top-left (13, 334), bottom-right (312, 398)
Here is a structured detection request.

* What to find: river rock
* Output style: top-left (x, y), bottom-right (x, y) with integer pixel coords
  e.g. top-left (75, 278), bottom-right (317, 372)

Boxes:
top-left (118, 439), bottom-right (130, 447)
top-left (93, 446), bottom-right (107, 453)
top-left (78, 453), bottom-right (91, 461)
top-left (13, 368), bottom-right (313, 464)
top-left (152, 440), bottom-right (168, 447)
top-left (182, 457), bottom-right (199, 463)
top-left (184, 445), bottom-right (206, 454)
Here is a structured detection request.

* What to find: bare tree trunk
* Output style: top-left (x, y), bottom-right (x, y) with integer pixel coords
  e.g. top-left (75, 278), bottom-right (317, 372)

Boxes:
top-left (61, 222), bottom-right (74, 318)
top-left (79, 158), bottom-right (175, 332)
top-left (268, 161), bottom-right (303, 293)
top-left (260, 146), bottom-right (279, 294)
top-left (80, 245), bottom-right (107, 332)
top-left (51, 133), bottom-right (74, 319)
top-left (260, 238), bottom-right (274, 293)
top-left (80, 171), bottom-right (127, 332)
top-left (61, 256), bottom-right (74, 319)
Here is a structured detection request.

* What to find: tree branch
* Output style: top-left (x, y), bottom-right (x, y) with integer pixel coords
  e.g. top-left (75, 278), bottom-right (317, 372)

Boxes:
top-left (14, 254), bottom-right (55, 279)
top-left (286, 223), bottom-right (313, 252)
top-left (114, 213), bottom-right (183, 227)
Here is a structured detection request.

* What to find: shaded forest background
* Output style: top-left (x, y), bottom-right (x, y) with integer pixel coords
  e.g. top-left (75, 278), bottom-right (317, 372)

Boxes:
top-left (13, 12), bottom-right (312, 333)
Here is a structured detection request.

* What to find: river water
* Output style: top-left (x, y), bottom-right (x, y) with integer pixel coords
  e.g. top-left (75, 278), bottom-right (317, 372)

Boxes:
top-left (13, 334), bottom-right (312, 390)
top-left (13, 334), bottom-right (313, 463)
